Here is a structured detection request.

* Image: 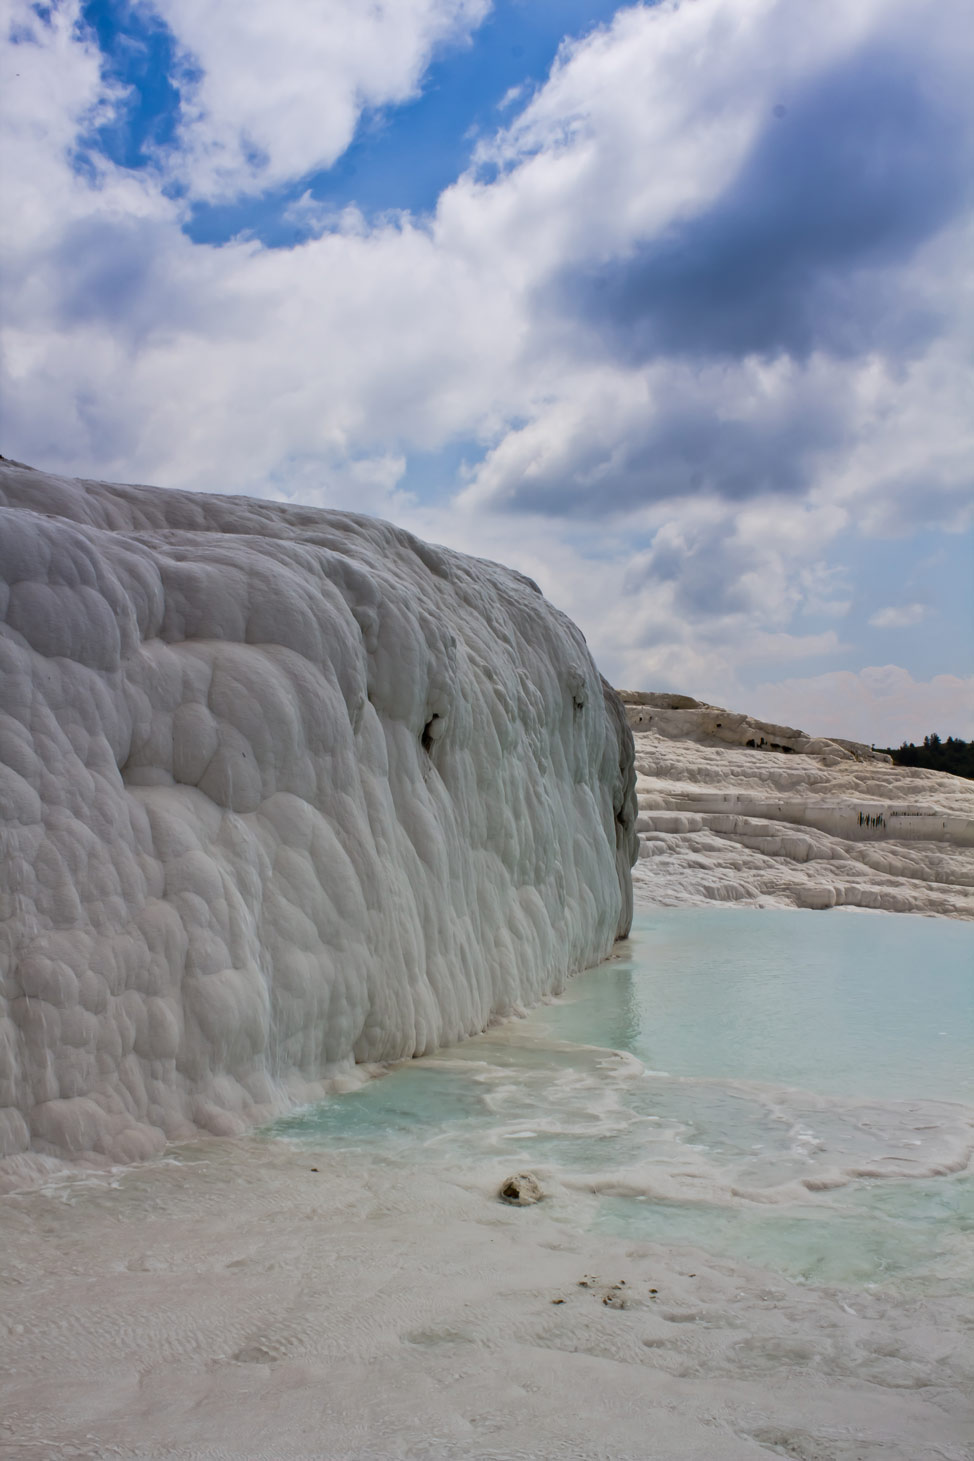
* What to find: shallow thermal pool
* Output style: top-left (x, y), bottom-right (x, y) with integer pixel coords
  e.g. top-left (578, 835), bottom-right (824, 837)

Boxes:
top-left (272, 907), bottom-right (974, 1294)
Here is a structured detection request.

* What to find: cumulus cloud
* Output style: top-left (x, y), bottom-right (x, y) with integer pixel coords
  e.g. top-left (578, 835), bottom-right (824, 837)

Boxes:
top-left (140, 0), bottom-right (490, 199)
top-left (458, 356), bottom-right (853, 514)
top-left (1, 0), bottom-right (971, 737)
top-left (6, 0), bottom-right (971, 503)
top-left (454, 0), bottom-right (974, 518)
top-left (560, 41), bottom-right (970, 365)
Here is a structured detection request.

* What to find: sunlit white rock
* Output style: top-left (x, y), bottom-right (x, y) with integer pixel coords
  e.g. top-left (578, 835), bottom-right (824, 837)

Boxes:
top-left (619, 693), bottom-right (974, 918)
top-left (0, 459), bottom-right (636, 1182)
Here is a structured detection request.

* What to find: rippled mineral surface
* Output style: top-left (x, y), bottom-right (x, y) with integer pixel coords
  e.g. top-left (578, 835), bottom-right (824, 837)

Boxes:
top-left (0, 459), bottom-right (636, 1184)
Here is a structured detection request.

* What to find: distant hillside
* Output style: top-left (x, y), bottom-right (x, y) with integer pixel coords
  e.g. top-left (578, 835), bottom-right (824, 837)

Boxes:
top-left (618, 690), bottom-right (974, 919)
top-left (615, 689), bottom-right (891, 765)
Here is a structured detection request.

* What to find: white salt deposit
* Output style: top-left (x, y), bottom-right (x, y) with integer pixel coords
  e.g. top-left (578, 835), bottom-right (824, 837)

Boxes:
top-left (4, 463), bottom-right (972, 1460)
top-left (0, 458), bottom-right (636, 1185)
top-left (620, 696), bottom-right (974, 917)
top-left (2, 1125), bottom-right (971, 1460)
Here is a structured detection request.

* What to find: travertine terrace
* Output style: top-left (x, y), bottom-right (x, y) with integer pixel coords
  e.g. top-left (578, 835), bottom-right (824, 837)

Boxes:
top-left (0, 460), bottom-right (636, 1184)
top-left (620, 692), bottom-right (974, 918)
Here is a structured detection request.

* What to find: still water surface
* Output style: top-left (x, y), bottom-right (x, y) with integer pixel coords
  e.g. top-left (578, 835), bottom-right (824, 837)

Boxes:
top-left (272, 908), bottom-right (974, 1293)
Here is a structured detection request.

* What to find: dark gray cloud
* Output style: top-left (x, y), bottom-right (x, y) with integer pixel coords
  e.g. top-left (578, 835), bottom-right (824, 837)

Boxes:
top-left (634, 526), bottom-right (763, 620)
top-left (48, 217), bottom-right (230, 345)
top-left (482, 25), bottom-right (974, 524)
top-left (53, 218), bottom-right (164, 329)
top-left (504, 368), bottom-right (849, 518)
top-left (556, 43), bottom-right (971, 365)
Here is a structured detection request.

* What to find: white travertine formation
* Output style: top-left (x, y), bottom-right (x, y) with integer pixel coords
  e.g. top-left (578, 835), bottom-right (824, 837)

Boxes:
top-left (0, 459), bottom-right (636, 1183)
top-left (625, 715), bottom-right (974, 918)
top-left (618, 690), bottom-right (894, 766)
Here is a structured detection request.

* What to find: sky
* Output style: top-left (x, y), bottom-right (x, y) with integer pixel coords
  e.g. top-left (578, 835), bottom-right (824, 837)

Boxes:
top-left (1, 0), bottom-right (972, 745)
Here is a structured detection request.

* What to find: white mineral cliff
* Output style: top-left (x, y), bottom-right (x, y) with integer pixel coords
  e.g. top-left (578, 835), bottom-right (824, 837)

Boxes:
top-left (619, 692), bottom-right (974, 918)
top-left (0, 460), bottom-right (636, 1184)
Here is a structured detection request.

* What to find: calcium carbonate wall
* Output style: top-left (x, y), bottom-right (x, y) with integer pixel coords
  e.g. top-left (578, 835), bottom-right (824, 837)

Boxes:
top-left (0, 460), bottom-right (636, 1183)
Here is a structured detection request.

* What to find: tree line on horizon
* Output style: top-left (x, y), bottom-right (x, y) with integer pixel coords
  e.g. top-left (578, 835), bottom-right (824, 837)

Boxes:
top-left (877, 734), bottom-right (974, 780)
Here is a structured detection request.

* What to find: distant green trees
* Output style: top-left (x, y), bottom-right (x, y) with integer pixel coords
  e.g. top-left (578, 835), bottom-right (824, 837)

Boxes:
top-left (878, 734), bottom-right (974, 780)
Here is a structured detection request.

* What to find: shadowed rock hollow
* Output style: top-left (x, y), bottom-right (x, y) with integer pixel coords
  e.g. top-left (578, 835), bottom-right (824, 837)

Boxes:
top-left (0, 460), bottom-right (636, 1185)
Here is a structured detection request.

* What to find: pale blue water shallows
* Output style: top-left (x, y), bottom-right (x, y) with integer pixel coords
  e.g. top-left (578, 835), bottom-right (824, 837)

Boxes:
top-left (272, 908), bottom-right (974, 1293)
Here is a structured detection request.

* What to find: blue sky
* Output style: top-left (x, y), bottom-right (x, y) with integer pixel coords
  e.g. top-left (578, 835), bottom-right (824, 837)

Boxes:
top-left (1, 0), bottom-right (972, 741)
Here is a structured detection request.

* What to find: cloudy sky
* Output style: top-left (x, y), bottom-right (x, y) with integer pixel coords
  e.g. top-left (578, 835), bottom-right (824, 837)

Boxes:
top-left (2, 0), bottom-right (972, 743)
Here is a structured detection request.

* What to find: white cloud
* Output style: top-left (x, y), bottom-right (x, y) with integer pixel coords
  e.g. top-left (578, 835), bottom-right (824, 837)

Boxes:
top-left (497, 83), bottom-right (525, 112)
top-left (463, 0), bottom-right (888, 269)
top-left (869, 603), bottom-right (929, 629)
top-left (3, 1), bottom-right (104, 156)
top-left (457, 352), bottom-right (859, 515)
top-left (5, 0), bottom-right (970, 506)
top-left (152, 0), bottom-right (491, 199)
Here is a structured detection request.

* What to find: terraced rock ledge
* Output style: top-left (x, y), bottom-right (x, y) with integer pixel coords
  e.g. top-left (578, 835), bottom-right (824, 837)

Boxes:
top-left (619, 692), bottom-right (974, 918)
